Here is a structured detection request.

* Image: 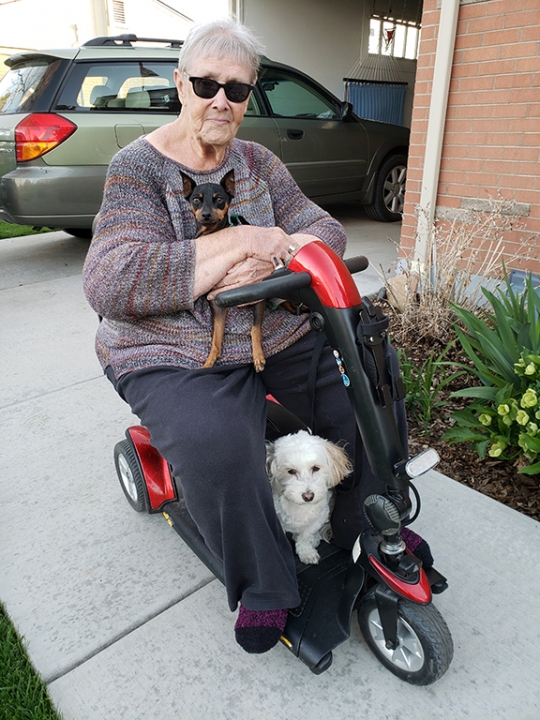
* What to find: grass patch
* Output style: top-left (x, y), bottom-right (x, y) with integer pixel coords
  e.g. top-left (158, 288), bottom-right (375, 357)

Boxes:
top-left (0, 222), bottom-right (54, 239)
top-left (0, 603), bottom-right (62, 720)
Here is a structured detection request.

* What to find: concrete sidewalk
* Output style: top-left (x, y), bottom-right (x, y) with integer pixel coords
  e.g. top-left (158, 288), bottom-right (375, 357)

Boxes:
top-left (1, 212), bottom-right (539, 720)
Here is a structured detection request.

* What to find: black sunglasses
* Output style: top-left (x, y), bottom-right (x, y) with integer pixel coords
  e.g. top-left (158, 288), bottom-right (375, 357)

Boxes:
top-left (188, 76), bottom-right (254, 103)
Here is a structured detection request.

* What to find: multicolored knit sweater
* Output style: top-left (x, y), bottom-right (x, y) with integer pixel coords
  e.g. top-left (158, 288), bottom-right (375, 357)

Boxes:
top-left (83, 137), bottom-right (346, 378)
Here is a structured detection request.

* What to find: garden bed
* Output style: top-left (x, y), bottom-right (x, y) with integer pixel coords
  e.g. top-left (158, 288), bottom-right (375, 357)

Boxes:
top-left (384, 300), bottom-right (540, 523)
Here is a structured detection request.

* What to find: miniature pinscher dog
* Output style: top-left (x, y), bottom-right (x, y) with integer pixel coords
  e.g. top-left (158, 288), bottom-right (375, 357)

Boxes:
top-left (181, 169), bottom-right (267, 372)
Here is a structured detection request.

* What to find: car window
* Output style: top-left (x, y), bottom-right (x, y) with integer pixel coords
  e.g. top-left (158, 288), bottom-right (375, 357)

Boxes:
top-left (55, 61), bottom-right (180, 112)
top-left (244, 91), bottom-right (263, 116)
top-left (259, 68), bottom-right (340, 120)
top-left (0, 58), bottom-right (62, 114)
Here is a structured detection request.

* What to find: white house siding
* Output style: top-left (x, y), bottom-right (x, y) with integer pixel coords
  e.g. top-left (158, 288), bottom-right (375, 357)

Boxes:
top-left (0, 0), bottom-right (192, 55)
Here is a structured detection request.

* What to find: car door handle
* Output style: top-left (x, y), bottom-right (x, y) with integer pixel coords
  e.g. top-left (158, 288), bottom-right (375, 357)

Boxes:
top-left (287, 129), bottom-right (304, 140)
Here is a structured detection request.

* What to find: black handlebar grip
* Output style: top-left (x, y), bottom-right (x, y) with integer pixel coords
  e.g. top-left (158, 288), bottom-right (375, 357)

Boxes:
top-left (213, 255), bottom-right (368, 308)
top-left (344, 255), bottom-right (369, 273)
top-left (214, 271), bottom-right (312, 308)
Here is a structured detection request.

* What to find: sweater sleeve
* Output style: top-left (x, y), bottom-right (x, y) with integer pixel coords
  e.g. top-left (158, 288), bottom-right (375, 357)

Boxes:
top-left (246, 143), bottom-right (347, 257)
top-left (82, 144), bottom-right (196, 320)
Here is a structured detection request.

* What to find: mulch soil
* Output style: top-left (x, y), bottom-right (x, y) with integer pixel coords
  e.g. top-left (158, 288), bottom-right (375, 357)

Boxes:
top-left (380, 300), bottom-right (540, 524)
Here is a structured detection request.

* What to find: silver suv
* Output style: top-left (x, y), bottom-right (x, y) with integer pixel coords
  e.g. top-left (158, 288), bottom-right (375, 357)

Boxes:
top-left (0, 34), bottom-right (409, 237)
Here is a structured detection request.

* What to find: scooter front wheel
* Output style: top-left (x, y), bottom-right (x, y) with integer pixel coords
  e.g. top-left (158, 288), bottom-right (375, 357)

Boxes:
top-left (357, 588), bottom-right (453, 685)
top-left (114, 440), bottom-right (149, 513)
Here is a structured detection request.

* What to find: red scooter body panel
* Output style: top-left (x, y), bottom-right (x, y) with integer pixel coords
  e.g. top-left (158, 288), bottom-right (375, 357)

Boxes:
top-left (369, 555), bottom-right (432, 604)
top-left (127, 426), bottom-right (176, 510)
top-left (288, 242), bottom-right (362, 309)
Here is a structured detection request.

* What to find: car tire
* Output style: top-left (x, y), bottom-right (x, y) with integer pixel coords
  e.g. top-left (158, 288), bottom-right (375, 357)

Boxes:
top-left (365, 154), bottom-right (407, 222)
top-left (63, 228), bottom-right (93, 239)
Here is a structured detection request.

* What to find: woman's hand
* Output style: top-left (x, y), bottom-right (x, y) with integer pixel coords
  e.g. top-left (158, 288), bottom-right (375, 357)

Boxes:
top-left (194, 224), bottom-right (317, 301)
top-left (207, 257), bottom-right (275, 300)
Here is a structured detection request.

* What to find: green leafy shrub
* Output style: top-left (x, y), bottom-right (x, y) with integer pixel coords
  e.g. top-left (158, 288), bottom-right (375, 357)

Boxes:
top-left (398, 342), bottom-right (467, 435)
top-left (443, 271), bottom-right (540, 474)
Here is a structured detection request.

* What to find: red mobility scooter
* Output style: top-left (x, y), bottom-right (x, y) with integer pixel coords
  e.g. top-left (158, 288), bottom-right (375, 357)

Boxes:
top-left (113, 242), bottom-right (453, 685)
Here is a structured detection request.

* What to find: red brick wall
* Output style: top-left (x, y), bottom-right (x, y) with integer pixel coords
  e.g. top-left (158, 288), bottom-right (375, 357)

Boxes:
top-left (401, 0), bottom-right (540, 275)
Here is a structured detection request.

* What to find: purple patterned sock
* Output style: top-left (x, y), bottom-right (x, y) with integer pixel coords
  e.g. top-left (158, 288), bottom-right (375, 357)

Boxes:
top-left (234, 607), bottom-right (289, 654)
top-left (401, 527), bottom-right (434, 569)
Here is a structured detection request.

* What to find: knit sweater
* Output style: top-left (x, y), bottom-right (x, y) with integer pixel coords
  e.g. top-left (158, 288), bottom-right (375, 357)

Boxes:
top-left (83, 137), bottom-right (347, 377)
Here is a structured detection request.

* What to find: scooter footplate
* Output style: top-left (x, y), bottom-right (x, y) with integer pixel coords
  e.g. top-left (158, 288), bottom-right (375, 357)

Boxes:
top-left (282, 542), bottom-right (365, 673)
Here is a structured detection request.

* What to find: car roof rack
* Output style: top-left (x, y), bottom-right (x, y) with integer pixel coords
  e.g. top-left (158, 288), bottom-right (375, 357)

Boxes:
top-left (83, 35), bottom-right (183, 48)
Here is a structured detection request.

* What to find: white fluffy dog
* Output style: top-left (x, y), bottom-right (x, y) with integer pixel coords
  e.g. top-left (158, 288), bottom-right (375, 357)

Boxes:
top-left (266, 430), bottom-right (353, 565)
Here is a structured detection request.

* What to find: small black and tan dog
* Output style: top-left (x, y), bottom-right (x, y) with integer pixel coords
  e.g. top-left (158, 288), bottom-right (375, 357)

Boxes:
top-left (181, 169), bottom-right (266, 372)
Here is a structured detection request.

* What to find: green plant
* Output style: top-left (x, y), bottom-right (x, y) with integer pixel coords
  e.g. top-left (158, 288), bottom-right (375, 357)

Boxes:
top-left (398, 342), bottom-right (467, 434)
top-left (443, 271), bottom-right (540, 474)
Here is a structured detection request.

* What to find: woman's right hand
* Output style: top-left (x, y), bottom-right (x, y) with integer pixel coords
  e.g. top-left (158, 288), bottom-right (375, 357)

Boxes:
top-left (241, 225), bottom-right (292, 266)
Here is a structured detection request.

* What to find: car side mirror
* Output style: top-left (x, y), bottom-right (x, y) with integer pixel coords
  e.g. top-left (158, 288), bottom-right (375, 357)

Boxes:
top-left (339, 101), bottom-right (353, 120)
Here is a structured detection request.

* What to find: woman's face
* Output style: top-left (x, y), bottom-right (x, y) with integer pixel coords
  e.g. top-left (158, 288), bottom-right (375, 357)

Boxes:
top-left (175, 54), bottom-right (253, 148)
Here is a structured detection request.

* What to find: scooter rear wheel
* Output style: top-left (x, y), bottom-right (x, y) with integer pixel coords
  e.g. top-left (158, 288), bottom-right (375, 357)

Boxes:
top-left (357, 588), bottom-right (453, 685)
top-left (114, 440), bottom-right (149, 513)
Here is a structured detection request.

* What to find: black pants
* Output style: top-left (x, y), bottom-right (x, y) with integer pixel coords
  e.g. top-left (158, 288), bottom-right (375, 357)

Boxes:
top-left (115, 331), bottom-right (407, 612)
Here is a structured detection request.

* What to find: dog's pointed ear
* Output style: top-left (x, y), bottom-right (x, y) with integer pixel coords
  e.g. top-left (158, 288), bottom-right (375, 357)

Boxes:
top-left (180, 172), bottom-right (197, 199)
top-left (324, 441), bottom-right (354, 488)
top-left (221, 169), bottom-right (235, 198)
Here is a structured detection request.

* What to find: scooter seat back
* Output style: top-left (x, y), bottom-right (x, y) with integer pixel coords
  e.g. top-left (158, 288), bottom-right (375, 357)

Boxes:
top-left (265, 396), bottom-right (308, 441)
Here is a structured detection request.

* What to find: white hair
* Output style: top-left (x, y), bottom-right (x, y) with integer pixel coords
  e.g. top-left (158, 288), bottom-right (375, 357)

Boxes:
top-left (178, 18), bottom-right (265, 83)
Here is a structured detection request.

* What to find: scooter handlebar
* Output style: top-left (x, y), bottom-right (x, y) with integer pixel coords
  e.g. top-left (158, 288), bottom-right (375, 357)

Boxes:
top-left (343, 255), bottom-right (369, 274)
top-left (214, 271), bottom-right (312, 308)
top-left (214, 255), bottom-right (368, 309)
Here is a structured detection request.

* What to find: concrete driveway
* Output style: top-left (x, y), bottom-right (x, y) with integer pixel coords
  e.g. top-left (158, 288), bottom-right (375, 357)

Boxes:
top-left (1, 210), bottom-right (539, 720)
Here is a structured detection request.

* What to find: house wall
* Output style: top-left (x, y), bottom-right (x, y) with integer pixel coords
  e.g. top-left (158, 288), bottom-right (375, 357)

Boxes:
top-left (401, 0), bottom-right (540, 274)
top-left (0, 0), bottom-right (192, 53)
top-left (239, 0), bottom-right (418, 126)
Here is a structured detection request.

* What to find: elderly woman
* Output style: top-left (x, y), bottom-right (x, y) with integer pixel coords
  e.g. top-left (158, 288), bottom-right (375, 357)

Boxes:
top-left (83, 18), bottom-right (431, 655)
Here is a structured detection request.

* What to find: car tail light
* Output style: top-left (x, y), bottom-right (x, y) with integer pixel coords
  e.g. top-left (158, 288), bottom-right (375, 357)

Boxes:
top-left (15, 113), bottom-right (77, 162)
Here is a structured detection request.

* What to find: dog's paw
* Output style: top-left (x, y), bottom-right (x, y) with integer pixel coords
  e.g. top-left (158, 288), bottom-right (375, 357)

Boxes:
top-left (296, 545), bottom-right (320, 565)
top-left (253, 356), bottom-right (266, 372)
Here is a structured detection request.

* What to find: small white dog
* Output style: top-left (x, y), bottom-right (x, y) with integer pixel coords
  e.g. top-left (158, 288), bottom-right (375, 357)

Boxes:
top-left (266, 430), bottom-right (353, 565)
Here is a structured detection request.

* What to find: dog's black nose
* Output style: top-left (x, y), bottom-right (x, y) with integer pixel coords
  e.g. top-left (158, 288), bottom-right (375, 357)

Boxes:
top-left (302, 491), bottom-right (314, 502)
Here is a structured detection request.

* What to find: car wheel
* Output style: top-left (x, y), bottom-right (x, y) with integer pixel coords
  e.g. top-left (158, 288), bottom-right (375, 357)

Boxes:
top-left (63, 228), bottom-right (93, 239)
top-left (114, 440), bottom-right (149, 512)
top-left (357, 588), bottom-right (453, 685)
top-left (365, 154), bottom-right (407, 222)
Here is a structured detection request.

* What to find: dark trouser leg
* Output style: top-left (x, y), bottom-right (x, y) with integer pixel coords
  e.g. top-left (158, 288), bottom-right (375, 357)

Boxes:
top-left (117, 364), bottom-right (300, 612)
top-left (262, 331), bottom-right (408, 550)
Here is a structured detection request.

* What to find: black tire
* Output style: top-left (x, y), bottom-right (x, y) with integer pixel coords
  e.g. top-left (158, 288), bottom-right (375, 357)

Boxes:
top-left (365, 154), bottom-right (407, 222)
top-left (113, 440), bottom-right (149, 512)
top-left (62, 228), bottom-right (93, 239)
top-left (357, 588), bottom-right (453, 685)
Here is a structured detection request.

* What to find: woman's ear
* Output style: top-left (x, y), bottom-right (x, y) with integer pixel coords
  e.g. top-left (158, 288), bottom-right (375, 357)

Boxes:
top-left (174, 67), bottom-right (187, 105)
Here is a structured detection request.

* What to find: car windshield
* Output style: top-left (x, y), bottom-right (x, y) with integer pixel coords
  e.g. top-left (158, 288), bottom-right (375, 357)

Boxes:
top-left (0, 58), bottom-right (62, 114)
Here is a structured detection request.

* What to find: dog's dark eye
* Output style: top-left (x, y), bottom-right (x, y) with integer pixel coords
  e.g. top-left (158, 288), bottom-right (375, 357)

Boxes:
top-left (287, 469), bottom-right (296, 475)
top-left (191, 196), bottom-right (202, 207)
top-left (214, 195), bottom-right (226, 208)
top-left (312, 466), bottom-right (320, 473)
